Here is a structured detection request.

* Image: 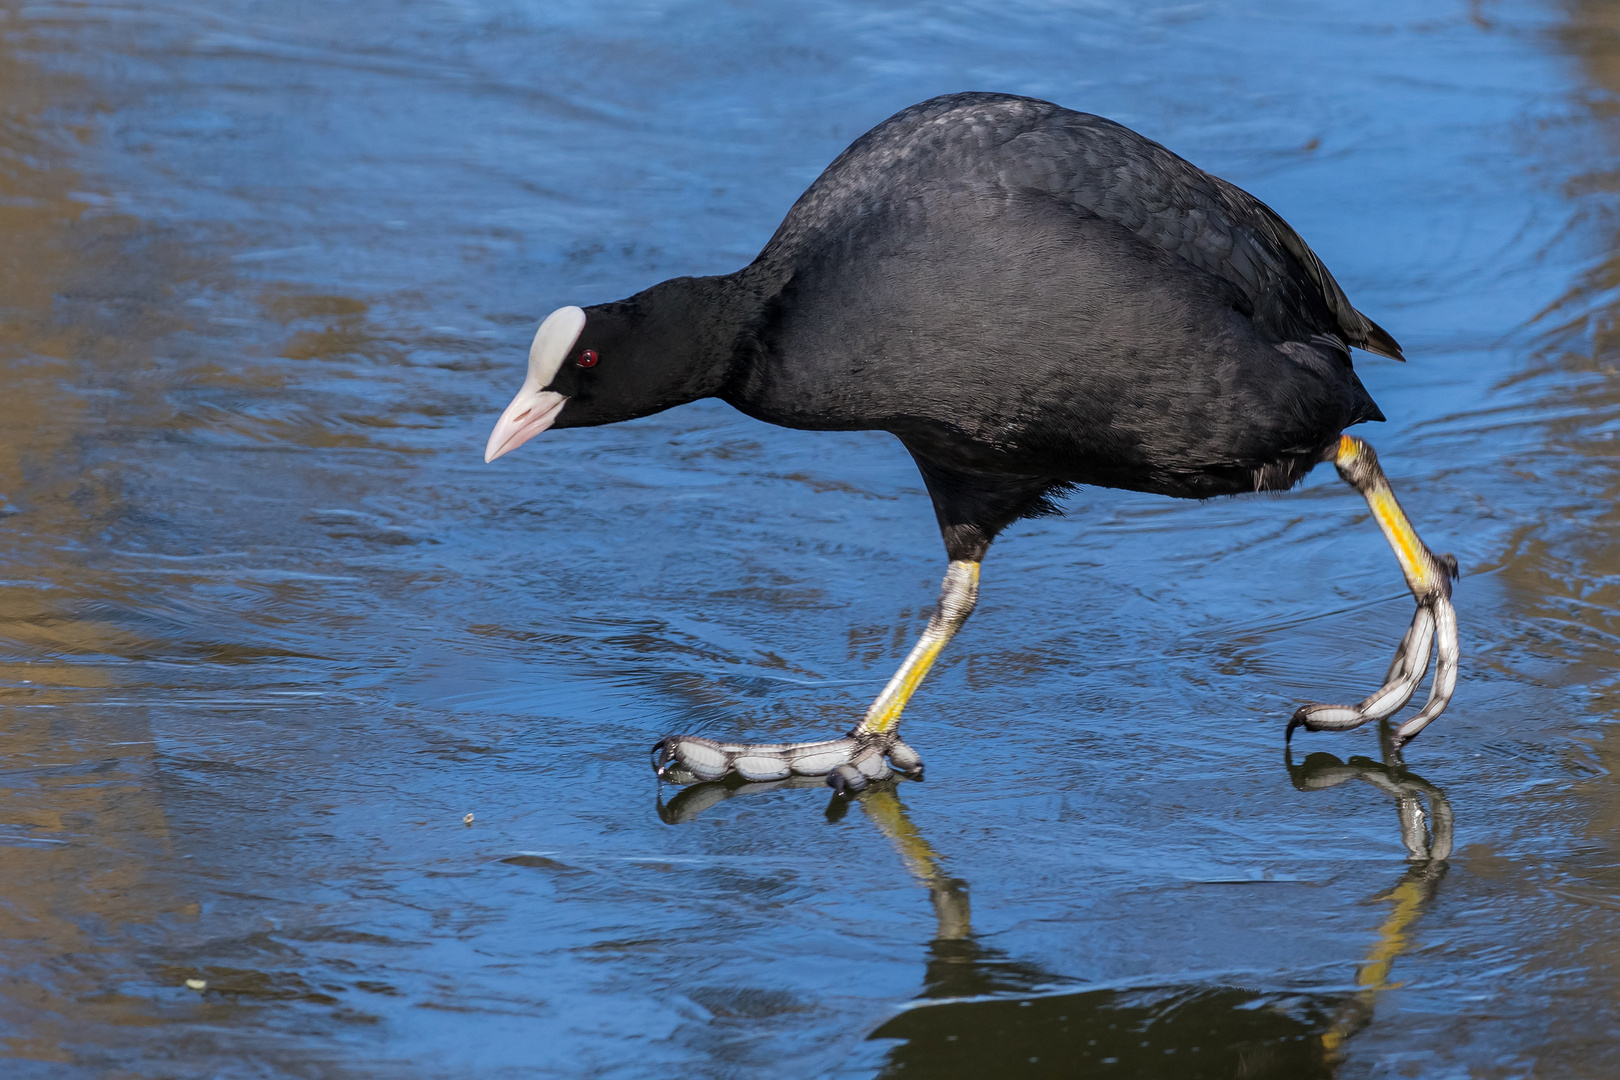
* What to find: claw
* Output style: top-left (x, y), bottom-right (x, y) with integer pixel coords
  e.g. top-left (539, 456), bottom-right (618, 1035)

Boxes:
top-left (651, 737), bottom-right (679, 778)
top-left (828, 747), bottom-right (892, 796)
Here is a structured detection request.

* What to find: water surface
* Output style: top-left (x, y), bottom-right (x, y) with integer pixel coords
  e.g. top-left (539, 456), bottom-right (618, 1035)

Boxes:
top-left (3, 0), bottom-right (1620, 1075)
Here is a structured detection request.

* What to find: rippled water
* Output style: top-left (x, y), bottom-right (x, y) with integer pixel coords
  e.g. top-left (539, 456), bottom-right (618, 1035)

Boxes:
top-left (4, 0), bottom-right (1620, 1075)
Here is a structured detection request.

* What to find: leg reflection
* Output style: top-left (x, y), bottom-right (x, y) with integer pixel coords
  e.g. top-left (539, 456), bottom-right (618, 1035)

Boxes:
top-left (656, 755), bottom-right (1453, 1078)
top-left (655, 772), bottom-right (833, 825)
top-left (1287, 734), bottom-right (1452, 1060)
top-left (656, 775), bottom-right (1052, 999)
top-left (853, 785), bottom-right (1056, 1001)
top-left (854, 785), bottom-right (971, 944)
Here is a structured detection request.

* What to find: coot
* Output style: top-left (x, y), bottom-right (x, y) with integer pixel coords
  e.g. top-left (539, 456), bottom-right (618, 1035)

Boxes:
top-left (485, 93), bottom-right (1459, 792)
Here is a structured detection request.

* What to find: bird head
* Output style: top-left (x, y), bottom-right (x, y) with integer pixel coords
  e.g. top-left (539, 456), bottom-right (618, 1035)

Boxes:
top-left (484, 283), bottom-right (737, 463)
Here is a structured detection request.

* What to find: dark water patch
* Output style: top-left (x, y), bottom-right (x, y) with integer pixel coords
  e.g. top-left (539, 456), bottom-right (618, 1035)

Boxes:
top-left (498, 853), bottom-right (580, 874)
top-left (872, 985), bottom-right (1339, 1079)
top-left (156, 965), bottom-right (342, 1006)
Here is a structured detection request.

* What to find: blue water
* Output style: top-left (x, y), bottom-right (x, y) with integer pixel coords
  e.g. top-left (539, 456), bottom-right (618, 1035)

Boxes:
top-left (3, 0), bottom-right (1619, 1075)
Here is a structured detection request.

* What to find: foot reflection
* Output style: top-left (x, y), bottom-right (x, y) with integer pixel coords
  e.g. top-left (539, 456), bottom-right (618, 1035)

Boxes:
top-left (656, 772), bottom-right (832, 825)
top-left (658, 751), bottom-right (1451, 1078)
top-left (1286, 737), bottom-right (1452, 1060)
top-left (1285, 734), bottom-right (1454, 864)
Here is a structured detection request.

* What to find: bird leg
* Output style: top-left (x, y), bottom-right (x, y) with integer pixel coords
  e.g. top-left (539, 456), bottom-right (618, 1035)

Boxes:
top-left (652, 560), bottom-right (980, 792)
top-left (1288, 437), bottom-right (1460, 749)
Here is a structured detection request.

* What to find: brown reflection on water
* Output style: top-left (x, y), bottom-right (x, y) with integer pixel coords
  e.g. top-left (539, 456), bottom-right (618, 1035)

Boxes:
top-left (1511, 14), bottom-right (1620, 776)
top-left (1, 35), bottom-right (165, 1062)
top-left (1418, 4), bottom-right (1620, 1059)
top-left (1516, 0), bottom-right (1620, 676)
top-left (0, 59), bottom-right (387, 1067)
top-left (0, 24), bottom-right (339, 1062)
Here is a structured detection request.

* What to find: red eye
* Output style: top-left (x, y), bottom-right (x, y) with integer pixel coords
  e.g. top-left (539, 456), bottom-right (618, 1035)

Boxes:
top-left (577, 349), bottom-right (599, 368)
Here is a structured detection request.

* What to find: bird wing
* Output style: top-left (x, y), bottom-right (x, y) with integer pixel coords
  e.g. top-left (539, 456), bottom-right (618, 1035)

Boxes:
top-left (1013, 106), bottom-right (1403, 359)
top-left (758, 93), bottom-right (1401, 360)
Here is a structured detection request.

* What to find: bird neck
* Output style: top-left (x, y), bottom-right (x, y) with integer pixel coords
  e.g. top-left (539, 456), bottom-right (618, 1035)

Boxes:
top-left (620, 271), bottom-right (763, 404)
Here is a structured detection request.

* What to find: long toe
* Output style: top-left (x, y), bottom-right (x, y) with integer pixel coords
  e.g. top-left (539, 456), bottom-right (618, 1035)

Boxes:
top-left (653, 730), bottom-right (928, 790)
top-left (1391, 594), bottom-right (1460, 747)
top-left (652, 733), bottom-right (864, 784)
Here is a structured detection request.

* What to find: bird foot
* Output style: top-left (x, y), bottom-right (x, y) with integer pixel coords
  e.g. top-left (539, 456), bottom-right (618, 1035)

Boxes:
top-left (651, 729), bottom-right (924, 793)
top-left (1287, 589), bottom-right (1459, 749)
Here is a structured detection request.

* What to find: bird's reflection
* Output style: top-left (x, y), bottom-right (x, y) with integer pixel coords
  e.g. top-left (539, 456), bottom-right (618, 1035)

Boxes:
top-left (658, 739), bottom-right (1451, 1078)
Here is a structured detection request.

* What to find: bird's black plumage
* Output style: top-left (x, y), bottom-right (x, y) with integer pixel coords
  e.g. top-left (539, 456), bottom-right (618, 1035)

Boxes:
top-left (545, 93), bottom-right (1394, 558)
top-left (754, 93), bottom-right (1400, 361)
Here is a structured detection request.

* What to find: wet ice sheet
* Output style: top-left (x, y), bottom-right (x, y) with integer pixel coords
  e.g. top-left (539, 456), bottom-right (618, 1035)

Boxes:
top-left (3, 0), bottom-right (1620, 1076)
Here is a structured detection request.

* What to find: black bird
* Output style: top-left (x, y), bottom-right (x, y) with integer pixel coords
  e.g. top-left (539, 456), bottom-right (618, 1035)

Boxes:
top-left (485, 93), bottom-right (1459, 792)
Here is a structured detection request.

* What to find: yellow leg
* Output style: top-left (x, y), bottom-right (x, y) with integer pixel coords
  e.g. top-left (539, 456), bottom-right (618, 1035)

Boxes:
top-left (653, 560), bottom-right (980, 790)
top-left (1334, 436), bottom-right (1450, 598)
top-left (857, 560), bottom-right (980, 736)
top-left (1290, 437), bottom-right (1460, 747)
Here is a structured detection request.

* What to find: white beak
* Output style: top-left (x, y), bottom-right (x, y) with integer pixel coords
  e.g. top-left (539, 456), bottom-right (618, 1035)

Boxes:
top-left (483, 305), bottom-right (586, 463)
top-left (484, 388), bottom-right (567, 462)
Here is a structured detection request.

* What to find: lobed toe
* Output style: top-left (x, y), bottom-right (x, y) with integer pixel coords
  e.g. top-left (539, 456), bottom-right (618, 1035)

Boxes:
top-left (853, 747), bottom-right (891, 781)
top-left (827, 763), bottom-right (867, 795)
top-left (886, 737), bottom-right (925, 778)
top-left (733, 753), bottom-right (793, 782)
top-left (654, 735), bottom-right (731, 781)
